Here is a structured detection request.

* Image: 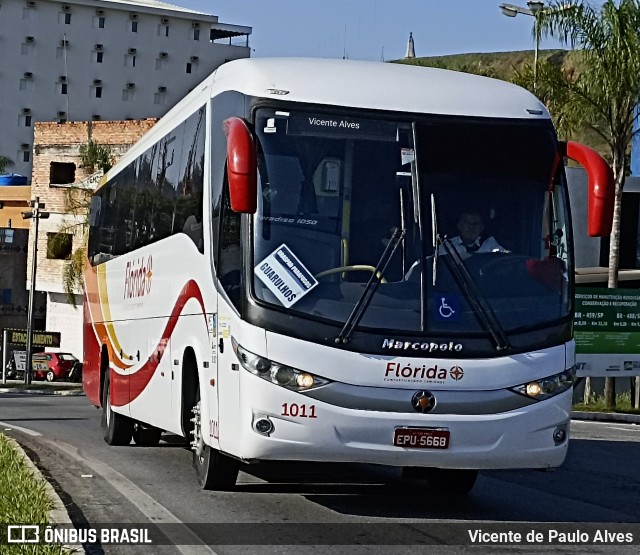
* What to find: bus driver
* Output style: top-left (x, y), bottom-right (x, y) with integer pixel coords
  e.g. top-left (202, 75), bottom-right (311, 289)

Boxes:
top-left (441, 210), bottom-right (508, 259)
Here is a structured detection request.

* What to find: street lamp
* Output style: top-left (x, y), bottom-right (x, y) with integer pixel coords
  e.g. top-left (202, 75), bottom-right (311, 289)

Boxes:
top-left (499, 1), bottom-right (545, 90)
top-left (22, 196), bottom-right (49, 385)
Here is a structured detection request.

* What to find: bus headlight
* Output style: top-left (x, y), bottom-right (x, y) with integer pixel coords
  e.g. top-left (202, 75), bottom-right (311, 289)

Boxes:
top-left (510, 368), bottom-right (575, 401)
top-left (232, 339), bottom-right (330, 392)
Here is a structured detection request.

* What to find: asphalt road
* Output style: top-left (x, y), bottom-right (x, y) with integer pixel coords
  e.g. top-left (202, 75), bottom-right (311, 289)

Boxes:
top-left (1, 393), bottom-right (640, 554)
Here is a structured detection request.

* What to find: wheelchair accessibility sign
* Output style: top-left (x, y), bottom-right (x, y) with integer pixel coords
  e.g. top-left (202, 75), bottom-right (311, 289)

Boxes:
top-left (434, 294), bottom-right (460, 321)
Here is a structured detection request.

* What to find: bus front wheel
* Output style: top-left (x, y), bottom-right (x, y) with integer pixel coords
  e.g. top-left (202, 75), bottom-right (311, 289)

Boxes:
top-left (191, 394), bottom-right (239, 490)
top-left (101, 371), bottom-right (133, 446)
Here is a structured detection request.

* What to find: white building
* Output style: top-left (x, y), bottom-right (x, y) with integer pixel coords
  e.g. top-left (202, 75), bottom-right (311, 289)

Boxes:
top-left (0, 0), bottom-right (251, 179)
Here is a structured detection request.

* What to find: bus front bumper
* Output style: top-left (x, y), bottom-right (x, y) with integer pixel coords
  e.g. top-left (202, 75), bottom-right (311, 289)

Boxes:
top-left (224, 374), bottom-right (571, 470)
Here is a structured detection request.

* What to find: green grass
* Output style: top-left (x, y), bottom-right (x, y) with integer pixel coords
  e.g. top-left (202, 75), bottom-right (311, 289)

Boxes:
top-left (573, 391), bottom-right (640, 415)
top-left (0, 434), bottom-right (70, 554)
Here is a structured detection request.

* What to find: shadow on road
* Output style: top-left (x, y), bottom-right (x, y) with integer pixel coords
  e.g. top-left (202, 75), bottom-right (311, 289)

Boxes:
top-left (231, 439), bottom-right (640, 522)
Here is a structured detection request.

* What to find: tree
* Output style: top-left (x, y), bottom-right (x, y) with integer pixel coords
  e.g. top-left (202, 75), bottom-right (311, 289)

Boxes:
top-left (535, 0), bottom-right (640, 408)
top-left (79, 139), bottom-right (114, 173)
top-left (59, 186), bottom-right (92, 306)
top-left (0, 155), bottom-right (14, 174)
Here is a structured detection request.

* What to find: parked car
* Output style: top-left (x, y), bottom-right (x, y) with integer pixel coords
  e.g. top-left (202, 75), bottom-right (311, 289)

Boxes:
top-left (32, 352), bottom-right (79, 382)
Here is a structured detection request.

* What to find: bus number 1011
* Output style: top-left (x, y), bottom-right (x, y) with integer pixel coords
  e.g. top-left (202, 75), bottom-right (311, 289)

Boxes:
top-left (281, 403), bottom-right (317, 418)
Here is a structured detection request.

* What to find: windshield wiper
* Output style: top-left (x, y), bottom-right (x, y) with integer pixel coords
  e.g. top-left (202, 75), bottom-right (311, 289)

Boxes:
top-left (431, 193), bottom-right (439, 287)
top-left (438, 236), bottom-right (511, 352)
top-left (335, 227), bottom-right (406, 345)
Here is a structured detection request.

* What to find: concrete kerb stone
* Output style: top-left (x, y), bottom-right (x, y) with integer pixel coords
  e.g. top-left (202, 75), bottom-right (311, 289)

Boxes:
top-left (6, 436), bottom-right (81, 553)
top-left (571, 410), bottom-right (640, 424)
top-left (0, 387), bottom-right (84, 396)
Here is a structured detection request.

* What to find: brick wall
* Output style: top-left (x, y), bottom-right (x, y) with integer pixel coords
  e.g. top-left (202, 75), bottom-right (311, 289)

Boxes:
top-left (29, 119), bottom-right (157, 293)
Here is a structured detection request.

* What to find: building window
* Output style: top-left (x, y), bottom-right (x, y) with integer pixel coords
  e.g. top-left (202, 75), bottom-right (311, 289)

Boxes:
top-left (1, 289), bottom-right (11, 305)
top-left (131, 21), bottom-right (138, 32)
top-left (49, 161), bottom-right (76, 184)
top-left (186, 62), bottom-right (192, 74)
top-left (193, 29), bottom-right (200, 41)
top-left (158, 24), bottom-right (169, 37)
top-left (22, 150), bottom-right (30, 163)
top-left (99, 16), bottom-right (105, 28)
top-left (95, 86), bottom-right (102, 98)
top-left (46, 232), bottom-right (73, 260)
top-left (0, 229), bottom-right (14, 244)
top-left (122, 89), bottom-right (134, 102)
top-left (24, 115), bottom-right (32, 126)
top-left (96, 51), bottom-right (103, 63)
top-left (64, 12), bottom-right (71, 24)
top-left (154, 92), bottom-right (166, 105)
top-left (20, 78), bottom-right (34, 91)
top-left (61, 83), bottom-right (68, 94)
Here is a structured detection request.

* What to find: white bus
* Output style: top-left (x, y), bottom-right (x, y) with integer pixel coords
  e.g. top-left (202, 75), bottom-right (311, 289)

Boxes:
top-left (83, 58), bottom-right (614, 494)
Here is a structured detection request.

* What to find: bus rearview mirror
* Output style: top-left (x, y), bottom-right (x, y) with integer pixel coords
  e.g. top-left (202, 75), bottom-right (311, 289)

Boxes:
top-left (561, 141), bottom-right (614, 237)
top-left (223, 117), bottom-right (257, 214)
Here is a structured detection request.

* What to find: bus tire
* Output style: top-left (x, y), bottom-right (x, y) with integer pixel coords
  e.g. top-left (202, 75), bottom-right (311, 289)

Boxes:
top-left (425, 468), bottom-right (478, 495)
top-left (191, 392), bottom-right (239, 490)
top-left (132, 423), bottom-right (162, 447)
top-left (101, 371), bottom-right (133, 446)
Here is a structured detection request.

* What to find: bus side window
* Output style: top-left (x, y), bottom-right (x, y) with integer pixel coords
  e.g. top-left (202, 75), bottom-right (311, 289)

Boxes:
top-left (218, 174), bottom-right (242, 311)
top-left (176, 107), bottom-right (206, 252)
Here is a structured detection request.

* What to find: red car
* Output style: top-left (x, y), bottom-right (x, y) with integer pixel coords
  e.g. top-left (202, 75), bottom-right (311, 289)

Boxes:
top-left (32, 352), bottom-right (78, 382)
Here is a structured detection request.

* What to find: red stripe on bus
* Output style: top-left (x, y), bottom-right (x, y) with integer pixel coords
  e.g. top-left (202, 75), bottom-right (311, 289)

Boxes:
top-left (110, 280), bottom-right (207, 406)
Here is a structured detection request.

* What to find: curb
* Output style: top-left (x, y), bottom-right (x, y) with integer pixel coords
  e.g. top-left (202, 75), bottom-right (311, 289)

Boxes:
top-left (0, 388), bottom-right (84, 396)
top-left (6, 437), bottom-right (82, 553)
top-left (571, 410), bottom-right (640, 424)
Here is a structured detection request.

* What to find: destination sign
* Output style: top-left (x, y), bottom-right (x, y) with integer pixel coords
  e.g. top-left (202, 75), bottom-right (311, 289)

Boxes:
top-left (286, 113), bottom-right (398, 141)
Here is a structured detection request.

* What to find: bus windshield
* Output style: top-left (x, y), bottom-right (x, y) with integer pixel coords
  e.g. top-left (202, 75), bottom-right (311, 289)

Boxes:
top-left (251, 108), bottom-right (571, 336)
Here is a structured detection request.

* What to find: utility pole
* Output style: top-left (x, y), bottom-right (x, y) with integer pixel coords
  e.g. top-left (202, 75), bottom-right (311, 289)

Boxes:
top-left (22, 196), bottom-right (49, 385)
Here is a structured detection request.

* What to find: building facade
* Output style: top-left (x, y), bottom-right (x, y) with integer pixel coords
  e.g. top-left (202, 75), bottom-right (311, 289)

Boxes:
top-left (29, 119), bottom-right (157, 357)
top-left (0, 0), bottom-right (251, 179)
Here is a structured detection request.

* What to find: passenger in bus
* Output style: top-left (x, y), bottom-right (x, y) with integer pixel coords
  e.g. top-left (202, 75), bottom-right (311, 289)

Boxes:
top-left (439, 210), bottom-right (508, 259)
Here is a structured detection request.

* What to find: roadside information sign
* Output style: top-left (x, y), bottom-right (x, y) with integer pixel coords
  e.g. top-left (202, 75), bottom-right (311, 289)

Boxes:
top-left (575, 287), bottom-right (640, 377)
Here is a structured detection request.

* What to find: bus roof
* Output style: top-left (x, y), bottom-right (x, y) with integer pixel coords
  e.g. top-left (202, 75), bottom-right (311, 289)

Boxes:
top-left (211, 57), bottom-right (550, 121)
top-left (100, 57), bottom-right (550, 186)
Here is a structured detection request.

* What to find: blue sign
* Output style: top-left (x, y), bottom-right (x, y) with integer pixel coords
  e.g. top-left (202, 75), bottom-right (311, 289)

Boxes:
top-left (434, 293), bottom-right (460, 322)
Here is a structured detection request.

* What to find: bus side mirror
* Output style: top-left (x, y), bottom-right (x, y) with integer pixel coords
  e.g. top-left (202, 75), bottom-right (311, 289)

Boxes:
top-left (223, 117), bottom-right (257, 214)
top-left (560, 141), bottom-right (614, 237)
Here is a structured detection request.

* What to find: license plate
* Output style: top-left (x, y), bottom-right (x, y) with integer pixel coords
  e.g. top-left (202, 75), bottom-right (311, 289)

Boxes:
top-left (393, 427), bottom-right (450, 449)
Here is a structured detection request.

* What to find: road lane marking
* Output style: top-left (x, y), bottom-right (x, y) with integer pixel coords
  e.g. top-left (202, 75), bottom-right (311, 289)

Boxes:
top-left (3, 420), bottom-right (217, 555)
top-left (0, 420), bottom-right (42, 436)
top-left (44, 438), bottom-right (219, 555)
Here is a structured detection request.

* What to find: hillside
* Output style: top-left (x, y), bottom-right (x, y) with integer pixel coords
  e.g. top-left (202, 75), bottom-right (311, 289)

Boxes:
top-left (393, 49), bottom-right (577, 80)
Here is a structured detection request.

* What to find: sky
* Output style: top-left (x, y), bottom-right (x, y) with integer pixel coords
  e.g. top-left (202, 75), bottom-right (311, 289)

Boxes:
top-left (179, 0), bottom-right (607, 61)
